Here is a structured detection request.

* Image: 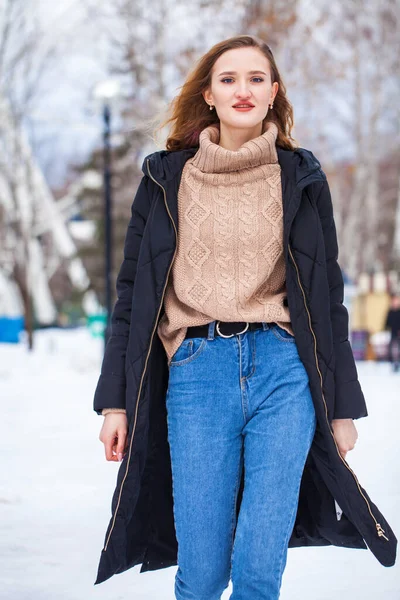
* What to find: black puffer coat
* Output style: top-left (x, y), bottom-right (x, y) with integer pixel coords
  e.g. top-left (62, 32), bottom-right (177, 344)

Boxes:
top-left (93, 143), bottom-right (397, 585)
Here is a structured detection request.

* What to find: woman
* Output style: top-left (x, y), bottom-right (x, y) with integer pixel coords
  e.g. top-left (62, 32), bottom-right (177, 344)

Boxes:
top-left (94, 35), bottom-right (397, 597)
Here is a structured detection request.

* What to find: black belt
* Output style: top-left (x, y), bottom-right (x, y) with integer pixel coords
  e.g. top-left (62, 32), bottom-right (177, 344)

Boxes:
top-left (185, 321), bottom-right (264, 339)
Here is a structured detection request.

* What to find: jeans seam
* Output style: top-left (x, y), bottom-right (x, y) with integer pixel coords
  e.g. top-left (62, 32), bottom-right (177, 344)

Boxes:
top-left (247, 333), bottom-right (257, 379)
top-left (169, 338), bottom-right (207, 366)
top-left (271, 325), bottom-right (296, 343)
top-left (229, 451), bottom-right (243, 578)
top-left (229, 447), bottom-right (243, 550)
top-left (236, 337), bottom-right (248, 424)
top-left (276, 416), bottom-right (316, 586)
top-left (239, 333), bottom-right (257, 382)
top-left (275, 484), bottom-right (300, 588)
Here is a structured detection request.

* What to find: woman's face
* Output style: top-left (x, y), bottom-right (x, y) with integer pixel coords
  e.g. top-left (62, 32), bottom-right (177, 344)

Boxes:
top-left (203, 46), bottom-right (278, 131)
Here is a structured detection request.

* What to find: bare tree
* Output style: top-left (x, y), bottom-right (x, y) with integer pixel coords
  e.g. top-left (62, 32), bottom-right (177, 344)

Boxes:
top-left (76, 0), bottom-right (247, 295)
top-left (78, 0), bottom-right (400, 286)
top-left (0, 0), bottom-right (61, 348)
top-left (335, 0), bottom-right (400, 277)
top-left (238, 0), bottom-right (400, 279)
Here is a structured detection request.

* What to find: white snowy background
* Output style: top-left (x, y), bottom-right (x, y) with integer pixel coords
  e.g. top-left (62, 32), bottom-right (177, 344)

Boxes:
top-left (1, 0), bottom-right (399, 596)
top-left (1, 328), bottom-right (399, 599)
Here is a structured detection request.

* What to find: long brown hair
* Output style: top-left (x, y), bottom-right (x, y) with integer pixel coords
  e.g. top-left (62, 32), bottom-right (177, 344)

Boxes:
top-left (153, 34), bottom-right (297, 151)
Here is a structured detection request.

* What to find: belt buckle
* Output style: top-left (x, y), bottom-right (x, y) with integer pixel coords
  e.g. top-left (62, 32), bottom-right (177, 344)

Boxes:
top-left (215, 320), bottom-right (249, 338)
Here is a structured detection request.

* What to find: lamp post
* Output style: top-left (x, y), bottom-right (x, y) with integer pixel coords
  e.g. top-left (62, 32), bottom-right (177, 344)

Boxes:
top-left (103, 103), bottom-right (112, 348)
top-left (93, 79), bottom-right (121, 349)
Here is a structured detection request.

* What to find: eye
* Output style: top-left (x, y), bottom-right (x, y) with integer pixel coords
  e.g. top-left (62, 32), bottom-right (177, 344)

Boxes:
top-left (220, 77), bottom-right (264, 83)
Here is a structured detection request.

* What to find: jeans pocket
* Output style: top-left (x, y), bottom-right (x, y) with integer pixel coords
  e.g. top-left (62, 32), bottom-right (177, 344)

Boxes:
top-left (271, 323), bottom-right (296, 343)
top-left (170, 336), bottom-right (207, 366)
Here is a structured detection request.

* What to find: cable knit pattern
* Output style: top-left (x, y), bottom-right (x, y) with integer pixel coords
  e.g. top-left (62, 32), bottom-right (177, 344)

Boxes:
top-left (157, 120), bottom-right (293, 363)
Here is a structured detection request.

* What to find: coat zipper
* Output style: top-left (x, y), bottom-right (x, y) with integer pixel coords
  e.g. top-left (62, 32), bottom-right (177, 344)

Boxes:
top-left (103, 171), bottom-right (388, 550)
top-left (288, 244), bottom-right (389, 542)
top-left (103, 160), bottom-right (177, 552)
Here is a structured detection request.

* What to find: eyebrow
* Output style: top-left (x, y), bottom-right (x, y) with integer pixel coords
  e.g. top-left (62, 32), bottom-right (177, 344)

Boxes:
top-left (217, 70), bottom-right (268, 76)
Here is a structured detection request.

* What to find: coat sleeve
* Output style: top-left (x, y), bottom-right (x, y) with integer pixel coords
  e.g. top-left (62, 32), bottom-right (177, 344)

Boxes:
top-left (93, 175), bottom-right (152, 415)
top-left (313, 179), bottom-right (368, 421)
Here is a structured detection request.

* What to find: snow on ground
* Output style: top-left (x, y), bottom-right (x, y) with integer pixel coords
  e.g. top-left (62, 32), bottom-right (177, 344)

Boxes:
top-left (0, 328), bottom-right (399, 599)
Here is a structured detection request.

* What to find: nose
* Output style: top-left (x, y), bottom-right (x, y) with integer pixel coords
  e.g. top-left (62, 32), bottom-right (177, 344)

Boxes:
top-left (234, 81), bottom-right (252, 98)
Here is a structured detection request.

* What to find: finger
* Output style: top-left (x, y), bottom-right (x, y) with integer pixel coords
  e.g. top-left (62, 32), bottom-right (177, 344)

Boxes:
top-left (105, 435), bottom-right (118, 461)
top-left (111, 442), bottom-right (118, 461)
top-left (116, 430), bottom-right (127, 461)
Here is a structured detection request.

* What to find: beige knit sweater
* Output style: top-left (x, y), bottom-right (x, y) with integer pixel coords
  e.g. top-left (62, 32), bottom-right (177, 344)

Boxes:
top-left (157, 120), bottom-right (293, 364)
top-left (102, 120), bottom-right (293, 416)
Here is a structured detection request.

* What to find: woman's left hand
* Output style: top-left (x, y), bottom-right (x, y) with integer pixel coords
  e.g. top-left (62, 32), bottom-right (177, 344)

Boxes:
top-left (331, 418), bottom-right (358, 460)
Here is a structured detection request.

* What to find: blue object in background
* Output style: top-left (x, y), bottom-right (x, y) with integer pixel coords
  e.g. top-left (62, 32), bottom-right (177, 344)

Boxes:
top-left (351, 329), bottom-right (369, 361)
top-left (0, 317), bottom-right (24, 343)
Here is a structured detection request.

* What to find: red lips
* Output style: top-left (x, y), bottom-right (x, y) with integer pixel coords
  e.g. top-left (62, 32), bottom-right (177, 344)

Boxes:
top-left (232, 102), bottom-right (255, 107)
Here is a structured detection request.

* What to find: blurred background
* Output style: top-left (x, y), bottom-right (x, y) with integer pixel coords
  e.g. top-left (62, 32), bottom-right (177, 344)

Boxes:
top-left (0, 0), bottom-right (399, 359)
top-left (0, 1), bottom-right (399, 599)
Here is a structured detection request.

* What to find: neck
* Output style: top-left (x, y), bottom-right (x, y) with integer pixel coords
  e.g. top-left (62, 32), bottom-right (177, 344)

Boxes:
top-left (218, 122), bottom-right (263, 151)
top-left (191, 120), bottom-right (279, 174)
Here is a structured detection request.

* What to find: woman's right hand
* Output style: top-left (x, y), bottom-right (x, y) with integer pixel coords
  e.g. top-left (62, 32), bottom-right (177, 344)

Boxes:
top-left (99, 413), bottom-right (128, 462)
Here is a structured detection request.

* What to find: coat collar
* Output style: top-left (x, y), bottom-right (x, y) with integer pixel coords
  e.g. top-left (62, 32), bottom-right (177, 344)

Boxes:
top-left (142, 144), bottom-right (326, 188)
top-left (142, 143), bottom-right (327, 235)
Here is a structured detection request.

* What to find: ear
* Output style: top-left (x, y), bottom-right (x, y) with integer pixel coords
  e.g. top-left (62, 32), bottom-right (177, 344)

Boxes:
top-left (271, 81), bottom-right (279, 103)
top-left (202, 88), bottom-right (213, 105)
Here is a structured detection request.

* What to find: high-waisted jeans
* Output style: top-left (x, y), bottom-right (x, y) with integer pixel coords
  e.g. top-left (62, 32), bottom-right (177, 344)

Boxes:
top-left (165, 321), bottom-right (317, 600)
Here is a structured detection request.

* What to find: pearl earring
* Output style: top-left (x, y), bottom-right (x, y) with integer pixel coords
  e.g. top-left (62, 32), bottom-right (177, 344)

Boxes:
top-left (209, 104), bottom-right (214, 111)
top-left (269, 102), bottom-right (274, 109)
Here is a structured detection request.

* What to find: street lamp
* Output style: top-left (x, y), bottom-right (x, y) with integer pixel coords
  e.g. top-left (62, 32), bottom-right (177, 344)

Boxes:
top-left (92, 79), bottom-right (121, 349)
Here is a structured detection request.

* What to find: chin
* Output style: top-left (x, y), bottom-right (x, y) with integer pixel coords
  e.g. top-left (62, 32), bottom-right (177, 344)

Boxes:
top-left (223, 117), bottom-right (263, 130)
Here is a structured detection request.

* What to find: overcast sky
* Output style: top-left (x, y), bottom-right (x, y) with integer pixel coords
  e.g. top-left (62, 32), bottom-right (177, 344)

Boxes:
top-left (30, 0), bottom-right (245, 189)
top-left (28, 1), bottom-right (110, 188)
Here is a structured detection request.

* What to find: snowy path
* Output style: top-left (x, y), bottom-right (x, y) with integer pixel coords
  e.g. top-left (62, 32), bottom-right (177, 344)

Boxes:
top-left (1, 328), bottom-right (399, 599)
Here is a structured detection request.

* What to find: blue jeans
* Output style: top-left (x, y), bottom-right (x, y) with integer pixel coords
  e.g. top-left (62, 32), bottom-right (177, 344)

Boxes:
top-left (166, 321), bottom-right (316, 600)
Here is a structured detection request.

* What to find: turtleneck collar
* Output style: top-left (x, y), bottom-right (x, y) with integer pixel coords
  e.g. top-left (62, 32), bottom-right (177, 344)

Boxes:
top-left (191, 120), bottom-right (279, 174)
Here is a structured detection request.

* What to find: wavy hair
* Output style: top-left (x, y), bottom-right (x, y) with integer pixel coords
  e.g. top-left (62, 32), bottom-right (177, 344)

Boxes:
top-left (152, 34), bottom-right (297, 151)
